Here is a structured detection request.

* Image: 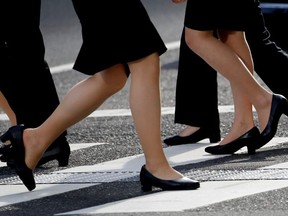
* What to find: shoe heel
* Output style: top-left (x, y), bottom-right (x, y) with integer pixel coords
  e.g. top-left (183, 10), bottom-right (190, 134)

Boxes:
top-left (247, 145), bottom-right (256, 155)
top-left (0, 130), bottom-right (11, 143)
top-left (57, 153), bottom-right (70, 167)
top-left (209, 133), bottom-right (221, 143)
top-left (283, 99), bottom-right (288, 116)
top-left (57, 143), bottom-right (70, 167)
top-left (141, 181), bottom-right (152, 192)
top-left (0, 125), bottom-right (24, 143)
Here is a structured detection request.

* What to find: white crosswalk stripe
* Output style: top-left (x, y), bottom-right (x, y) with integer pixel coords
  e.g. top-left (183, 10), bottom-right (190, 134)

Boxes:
top-left (0, 106), bottom-right (287, 214)
top-left (0, 136), bottom-right (287, 213)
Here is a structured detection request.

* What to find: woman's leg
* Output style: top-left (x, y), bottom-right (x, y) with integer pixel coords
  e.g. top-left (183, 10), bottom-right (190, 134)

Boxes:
top-left (129, 53), bottom-right (183, 179)
top-left (0, 91), bottom-right (16, 126)
top-left (3, 54), bottom-right (199, 191)
top-left (23, 64), bottom-right (128, 169)
top-left (216, 30), bottom-right (255, 144)
top-left (175, 29), bottom-right (220, 137)
top-left (184, 28), bottom-right (272, 141)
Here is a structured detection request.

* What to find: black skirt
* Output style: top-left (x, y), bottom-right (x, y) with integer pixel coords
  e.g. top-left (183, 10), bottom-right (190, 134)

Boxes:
top-left (72, 0), bottom-right (167, 75)
top-left (184, 0), bottom-right (255, 31)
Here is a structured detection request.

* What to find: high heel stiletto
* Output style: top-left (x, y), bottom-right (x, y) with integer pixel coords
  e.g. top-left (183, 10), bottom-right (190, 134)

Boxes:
top-left (0, 125), bottom-right (35, 191)
top-left (256, 94), bottom-right (288, 149)
top-left (205, 127), bottom-right (260, 155)
top-left (164, 127), bottom-right (221, 146)
top-left (139, 165), bottom-right (200, 191)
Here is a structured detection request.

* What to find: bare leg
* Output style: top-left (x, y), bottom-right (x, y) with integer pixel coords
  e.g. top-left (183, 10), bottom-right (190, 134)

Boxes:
top-left (218, 31), bottom-right (255, 145)
top-left (178, 126), bottom-right (200, 137)
top-left (23, 64), bottom-right (128, 169)
top-left (129, 53), bottom-right (182, 179)
top-left (0, 91), bottom-right (16, 126)
top-left (23, 56), bottom-right (183, 180)
top-left (184, 28), bottom-right (272, 142)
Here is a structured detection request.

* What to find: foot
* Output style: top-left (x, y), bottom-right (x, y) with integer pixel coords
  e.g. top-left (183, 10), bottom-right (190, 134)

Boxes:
top-left (205, 127), bottom-right (260, 155)
top-left (0, 125), bottom-right (36, 191)
top-left (164, 126), bottom-right (221, 145)
top-left (140, 165), bottom-right (200, 191)
top-left (1, 136), bottom-right (70, 168)
top-left (22, 128), bottom-right (46, 171)
top-left (179, 126), bottom-right (200, 137)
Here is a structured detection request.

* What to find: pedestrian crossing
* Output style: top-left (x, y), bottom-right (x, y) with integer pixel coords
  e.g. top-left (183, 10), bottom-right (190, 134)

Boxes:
top-left (0, 136), bottom-right (287, 214)
top-left (0, 106), bottom-right (288, 215)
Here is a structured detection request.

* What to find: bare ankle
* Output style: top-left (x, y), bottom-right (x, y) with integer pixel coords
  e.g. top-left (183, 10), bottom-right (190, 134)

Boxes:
top-left (179, 126), bottom-right (200, 137)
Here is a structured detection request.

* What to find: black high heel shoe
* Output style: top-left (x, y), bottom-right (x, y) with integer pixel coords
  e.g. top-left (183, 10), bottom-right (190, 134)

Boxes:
top-left (139, 165), bottom-right (200, 191)
top-left (1, 138), bottom-right (70, 168)
top-left (256, 94), bottom-right (288, 149)
top-left (0, 125), bottom-right (35, 191)
top-left (205, 127), bottom-right (260, 155)
top-left (34, 138), bottom-right (70, 167)
top-left (164, 127), bottom-right (221, 146)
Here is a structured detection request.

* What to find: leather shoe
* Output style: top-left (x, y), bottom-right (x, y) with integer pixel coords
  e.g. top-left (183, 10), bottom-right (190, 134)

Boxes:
top-left (1, 136), bottom-right (70, 168)
top-left (0, 125), bottom-right (35, 191)
top-left (256, 94), bottom-right (288, 149)
top-left (205, 127), bottom-right (260, 155)
top-left (164, 127), bottom-right (220, 146)
top-left (140, 165), bottom-right (200, 191)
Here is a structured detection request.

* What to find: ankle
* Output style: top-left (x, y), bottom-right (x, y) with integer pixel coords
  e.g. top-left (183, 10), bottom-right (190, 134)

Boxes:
top-left (179, 126), bottom-right (200, 137)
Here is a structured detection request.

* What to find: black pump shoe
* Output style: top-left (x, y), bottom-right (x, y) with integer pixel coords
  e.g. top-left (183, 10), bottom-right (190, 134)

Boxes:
top-left (0, 125), bottom-right (35, 191)
top-left (139, 165), bottom-right (200, 191)
top-left (1, 137), bottom-right (70, 168)
top-left (37, 140), bottom-right (70, 167)
top-left (205, 127), bottom-right (260, 155)
top-left (164, 127), bottom-right (221, 146)
top-left (256, 94), bottom-right (288, 149)
top-left (0, 143), bottom-right (12, 156)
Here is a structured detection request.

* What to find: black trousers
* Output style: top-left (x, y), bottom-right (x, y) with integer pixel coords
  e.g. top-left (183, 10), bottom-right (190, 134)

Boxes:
top-left (174, 0), bottom-right (288, 130)
top-left (0, 0), bottom-right (67, 142)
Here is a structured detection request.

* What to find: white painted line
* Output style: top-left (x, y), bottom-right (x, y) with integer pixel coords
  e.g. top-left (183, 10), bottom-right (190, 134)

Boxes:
top-left (54, 137), bottom-right (287, 174)
top-left (56, 141), bottom-right (288, 215)
top-left (166, 40), bottom-right (180, 50)
top-left (0, 105), bottom-right (235, 121)
top-left (69, 142), bottom-right (107, 151)
top-left (50, 62), bottom-right (74, 74)
top-left (57, 180), bottom-right (288, 215)
top-left (0, 184), bottom-right (96, 207)
top-left (0, 138), bottom-right (286, 208)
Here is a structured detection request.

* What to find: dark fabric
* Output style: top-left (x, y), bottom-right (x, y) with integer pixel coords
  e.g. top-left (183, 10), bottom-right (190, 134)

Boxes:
top-left (246, 1), bottom-right (288, 99)
top-left (174, 0), bottom-right (288, 129)
top-left (184, 0), bottom-right (254, 31)
top-left (0, 0), bottom-right (67, 140)
top-left (174, 31), bottom-right (220, 130)
top-left (72, 0), bottom-right (167, 75)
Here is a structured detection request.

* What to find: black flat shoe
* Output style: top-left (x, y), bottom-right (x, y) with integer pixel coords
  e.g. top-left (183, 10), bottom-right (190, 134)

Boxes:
top-left (0, 125), bottom-right (35, 191)
top-left (164, 127), bottom-right (221, 146)
top-left (139, 165), bottom-right (200, 191)
top-left (1, 137), bottom-right (70, 168)
top-left (256, 94), bottom-right (288, 149)
top-left (205, 127), bottom-right (260, 155)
